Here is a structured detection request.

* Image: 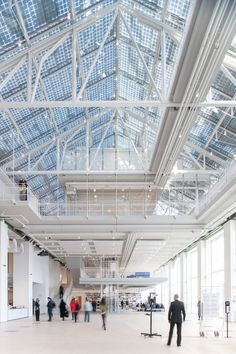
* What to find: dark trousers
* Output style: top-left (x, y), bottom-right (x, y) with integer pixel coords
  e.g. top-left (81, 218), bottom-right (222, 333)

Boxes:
top-left (102, 314), bottom-right (106, 330)
top-left (74, 312), bottom-right (78, 322)
top-left (167, 322), bottom-right (182, 346)
top-left (35, 310), bottom-right (40, 321)
top-left (48, 310), bottom-right (52, 321)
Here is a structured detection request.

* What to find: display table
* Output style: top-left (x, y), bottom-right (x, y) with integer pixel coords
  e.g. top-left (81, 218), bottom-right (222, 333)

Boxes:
top-left (8, 308), bottom-right (28, 320)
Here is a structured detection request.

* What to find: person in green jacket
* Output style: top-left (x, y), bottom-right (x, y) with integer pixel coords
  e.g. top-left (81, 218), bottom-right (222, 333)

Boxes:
top-left (100, 297), bottom-right (108, 330)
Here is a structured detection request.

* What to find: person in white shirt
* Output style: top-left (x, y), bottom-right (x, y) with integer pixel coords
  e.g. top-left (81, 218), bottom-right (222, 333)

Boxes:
top-left (84, 298), bottom-right (93, 322)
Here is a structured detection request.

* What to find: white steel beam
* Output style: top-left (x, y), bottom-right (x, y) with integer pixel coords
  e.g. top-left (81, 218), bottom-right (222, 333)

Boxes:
top-left (77, 9), bottom-right (118, 100)
top-left (0, 56), bottom-right (26, 92)
top-left (31, 142), bottom-right (55, 170)
top-left (119, 112), bottom-right (147, 171)
top-left (120, 4), bottom-right (181, 44)
top-left (185, 142), bottom-right (227, 166)
top-left (221, 64), bottom-right (236, 87)
top-left (120, 10), bottom-right (163, 101)
top-left (2, 110), bottom-right (110, 168)
top-left (89, 115), bottom-right (114, 170)
top-left (31, 33), bottom-right (69, 102)
top-left (0, 100), bottom-right (29, 149)
top-left (2, 100), bottom-right (236, 109)
top-left (0, 2), bottom-right (118, 74)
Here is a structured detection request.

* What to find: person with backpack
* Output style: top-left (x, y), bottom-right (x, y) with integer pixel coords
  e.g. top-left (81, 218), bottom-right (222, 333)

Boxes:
top-left (71, 297), bottom-right (81, 323)
top-left (47, 297), bottom-right (55, 321)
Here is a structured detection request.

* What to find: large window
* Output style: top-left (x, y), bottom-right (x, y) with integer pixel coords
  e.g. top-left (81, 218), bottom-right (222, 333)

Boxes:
top-left (203, 231), bottom-right (224, 318)
top-left (186, 249), bottom-right (198, 314)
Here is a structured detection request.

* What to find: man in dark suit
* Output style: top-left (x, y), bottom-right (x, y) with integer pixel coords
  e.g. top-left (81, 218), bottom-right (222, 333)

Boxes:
top-left (167, 294), bottom-right (186, 347)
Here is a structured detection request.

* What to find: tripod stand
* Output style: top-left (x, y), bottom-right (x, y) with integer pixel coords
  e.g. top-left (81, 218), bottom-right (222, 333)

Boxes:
top-left (141, 299), bottom-right (162, 338)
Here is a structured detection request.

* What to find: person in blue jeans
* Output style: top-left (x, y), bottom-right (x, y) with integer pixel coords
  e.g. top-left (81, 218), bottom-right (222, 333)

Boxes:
top-left (84, 298), bottom-right (92, 322)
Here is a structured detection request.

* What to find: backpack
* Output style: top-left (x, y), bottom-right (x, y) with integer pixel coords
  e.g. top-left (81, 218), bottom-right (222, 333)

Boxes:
top-left (52, 301), bottom-right (56, 308)
top-left (75, 303), bottom-right (81, 311)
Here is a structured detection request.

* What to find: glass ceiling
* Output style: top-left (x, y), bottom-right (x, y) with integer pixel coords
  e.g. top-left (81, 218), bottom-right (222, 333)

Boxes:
top-left (0, 0), bottom-right (235, 215)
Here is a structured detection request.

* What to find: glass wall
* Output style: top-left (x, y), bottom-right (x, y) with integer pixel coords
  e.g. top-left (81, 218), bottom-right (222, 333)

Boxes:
top-left (203, 231), bottom-right (224, 318)
top-left (155, 226), bottom-right (229, 318)
top-left (186, 249), bottom-right (198, 314)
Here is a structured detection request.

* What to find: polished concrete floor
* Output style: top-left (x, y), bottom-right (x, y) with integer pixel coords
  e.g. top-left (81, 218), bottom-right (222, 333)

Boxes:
top-left (0, 311), bottom-right (235, 353)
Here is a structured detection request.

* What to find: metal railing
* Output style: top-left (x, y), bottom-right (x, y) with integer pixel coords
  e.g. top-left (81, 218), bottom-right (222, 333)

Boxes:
top-left (39, 200), bottom-right (193, 217)
top-left (0, 186), bottom-right (39, 214)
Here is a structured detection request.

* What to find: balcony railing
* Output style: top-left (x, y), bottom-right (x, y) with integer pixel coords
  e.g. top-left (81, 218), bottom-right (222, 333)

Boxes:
top-left (0, 186), bottom-right (39, 215)
top-left (39, 199), bottom-right (193, 217)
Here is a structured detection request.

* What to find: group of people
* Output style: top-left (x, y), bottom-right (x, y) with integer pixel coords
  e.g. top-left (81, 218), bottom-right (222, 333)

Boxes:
top-left (33, 292), bottom-right (186, 343)
top-left (33, 294), bottom-right (108, 330)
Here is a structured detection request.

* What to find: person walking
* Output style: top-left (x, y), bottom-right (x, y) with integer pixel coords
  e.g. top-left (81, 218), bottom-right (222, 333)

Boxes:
top-left (121, 300), bottom-right (124, 309)
top-left (92, 299), bottom-right (97, 312)
top-left (47, 297), bottom-right (55, 322)
top-left (167, 294), bottom-right (186, 347)
top-left (59, 299), bottom-right (67, 321)
top-left (35, 298), bottom-right (40, 321)
top-left (100, 297), bottom-right (108, 330)
top-left (59, 285), bottom-right (64, 299)
top-left (84, 298), bottom-right (92, 322)
top-left (197, 300), bottom-right (203, 320)
top-left (71, 297), bottom-right (81, 323)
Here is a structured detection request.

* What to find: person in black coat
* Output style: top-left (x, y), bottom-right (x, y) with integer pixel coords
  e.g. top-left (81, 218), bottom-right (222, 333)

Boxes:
top-left (35, 298), bottom-right (40, 321)
top-left (167, 294), bottom-right (186, 347)
top-left (47, 297), bottom-right (55, 321)
top-left (59, 299), bottom-right (67, 321)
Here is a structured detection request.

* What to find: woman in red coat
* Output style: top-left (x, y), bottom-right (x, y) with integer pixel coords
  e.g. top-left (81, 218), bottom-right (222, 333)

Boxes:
top-left (70, 298), bottom-right (75, 320)
top-left (71, 297), bottom-right (81, 322)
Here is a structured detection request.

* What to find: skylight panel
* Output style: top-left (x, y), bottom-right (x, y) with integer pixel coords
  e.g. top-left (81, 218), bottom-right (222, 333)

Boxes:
top-left (43, 67), bottom-right (72, 100)
top-left (18, 0), bottom-right (69, 33)
top-left (0, 6), bottom-right (22, 52)
top-left (86, 75), bottom-right (115, 100)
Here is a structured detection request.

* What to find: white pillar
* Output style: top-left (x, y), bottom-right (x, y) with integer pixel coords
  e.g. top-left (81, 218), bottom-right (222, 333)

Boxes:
top-left (13, 242), bottom-right (33, 316)
top-left (0, 221), bottom-right (8, 322)
top-left (197, 240), bottom-right (205, 301)
top-left (179, 253), bottom-right (185, 300)
top-left (168, 260), bottom-right (173, 303)
top-left (224, 220), bottom-right (236, 321)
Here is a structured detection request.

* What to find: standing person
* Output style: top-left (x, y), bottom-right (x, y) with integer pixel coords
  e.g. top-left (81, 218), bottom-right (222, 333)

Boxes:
top-left (121, 300), bottom-right (124, 309)
top-left (70, 298), bottom-right (75, 320)
top-left (59, 299), bottom-right (67, 321)
top-left (71, 297), bottom-right (81, 323)
top-left (35, 298), bottom-right (40, 322)
top-left (84, 298), bottom-right (92, 322)
top-left (100, 297), bottom-right (108, 330)
top-left (167, 294), bottom-right (186, 347)
top-left (197, 300), bottom-right (203, 320)
top-left (47, 297), bottom-right (55, 322)
top-left (59, 285), bottom-right (64, 299)
top-left (92, 298), bottom-right (97, 312)
top-left (32, 298), bottom-right (35, 316)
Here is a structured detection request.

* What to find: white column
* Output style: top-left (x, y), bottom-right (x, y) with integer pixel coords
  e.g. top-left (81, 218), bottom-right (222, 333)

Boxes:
top-left (0, 221), bottom-right (8, 322)
top-left (224, 220), bottom-right (236, 321)
top-left (179, 253), bottom-right (185, 300)
top-left (168, 260), bottom-right (173, 303)
top-left (13, 242), bottom-right (33, 316)
top-left (197, 240), bottom-right (205, 301)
